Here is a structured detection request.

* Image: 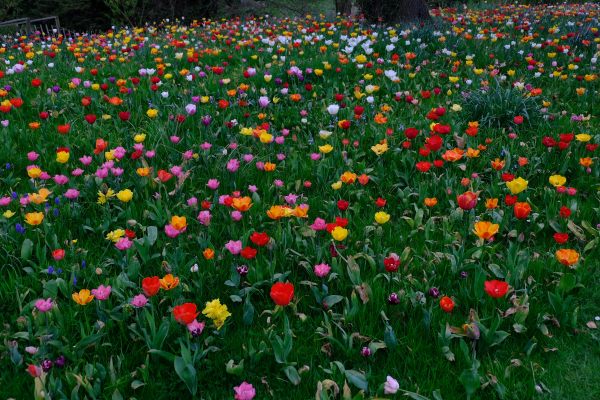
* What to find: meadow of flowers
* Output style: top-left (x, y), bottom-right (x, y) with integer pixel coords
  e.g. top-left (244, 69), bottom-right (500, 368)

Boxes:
top-left (0, 2), bottom-right (599, 399)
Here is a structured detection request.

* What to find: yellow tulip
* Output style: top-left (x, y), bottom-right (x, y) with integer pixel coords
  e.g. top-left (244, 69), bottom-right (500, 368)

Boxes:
top-left (548, 175), bottom-right (566, 187)
top-left (374, 211), bottom-right (391, 224)
top-left (506, 177), bottom-right (528, 195)
top-left (24, 212), bottom-right (44, 226)
top-left (331, 226), bottom-right (348, 241)
top-left (72, 289), bottom-right (94, 305)
top-left (116, 189), bottom-right (133, 203)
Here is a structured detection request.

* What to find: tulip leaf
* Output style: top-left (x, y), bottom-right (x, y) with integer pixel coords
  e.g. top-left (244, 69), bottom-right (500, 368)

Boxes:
top-left (243, 297), bottom-right (255, 326)
top-left (283, 365), bottom-right (301, 385)
top-left (174, 356), bottom-right (197, 395)
top-left (322, 295), bottom-right (344, 309)
top-left (20, 238), bottom-right (33, 260)
top-left (344, 369), bottom-right (368, 392)
top-left (146, 226), bottom-right (158, 246)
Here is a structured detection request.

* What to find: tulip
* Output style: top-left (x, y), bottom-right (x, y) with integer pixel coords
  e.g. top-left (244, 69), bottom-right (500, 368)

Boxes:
top-left (555, 249), bottom-right (579, 267)
top-left (270, 282), bottom-right (294, 306)
top-left (473, 221), bottom-right (500, 240)
top-left (457, 191), bottom-right (478, 210)
top-left (72, 289), bottom-right (94, 305)
top-left (513, 202), bottom-right (532, 219)
top-left (234, 381), bottom-right (256, 400)
top-left (439, 296), bottom-right (455, 313)
top-left (484, 280), bottom-right (509, 298)
top-left (159, 274), bottom-right (180, 290)
top-left (331, 226), bottom-right (348, 241)
top-left (374, 211), bottom-right (391, 224)
top-left (142, 276), bottom-right (160, 297)
top-left (173, 303), bottom-right (199, 325)
top-left (506, 177), bottom-right (528, 195)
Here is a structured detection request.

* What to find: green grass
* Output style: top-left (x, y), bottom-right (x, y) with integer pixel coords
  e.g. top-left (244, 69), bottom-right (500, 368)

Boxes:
top-left (0, 2), bottom-right (599, 399)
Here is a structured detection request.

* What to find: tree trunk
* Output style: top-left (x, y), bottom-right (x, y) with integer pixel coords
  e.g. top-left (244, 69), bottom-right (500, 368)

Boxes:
top-left (358, 0), bottom-right (431, 23)
top-left (335, 0), bottom-right (352, 15)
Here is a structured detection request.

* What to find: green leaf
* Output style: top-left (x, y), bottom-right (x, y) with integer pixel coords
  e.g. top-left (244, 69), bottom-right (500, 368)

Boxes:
top-left (174, 357), bottom-right (197, 395)
top-left (131, 380), bottom-right (145, 390)
top-left (384, 323), bottom-right (398, 349)
top-left (558, 274), bottom-right (577, 294)
top-left (346, 256), bottom-right (361, 286)
top-left (243, 298), bottom-right (255, 326)
top-left (459, 368), bottom-right (481, 397)
top-left (225, 359), bottom-right (244, 376)
top-left (345, 370), bottom-right (368, 392)
top-left (21, 239), bottom-right (33, 260)
top-left (400, 390), bottom-right (432, 400)
top-left (283, 365), bottom-right (301, 385)
top-left (148, 349), bottom-right (176, 362)
top-left (322, 295), bottom-right (344, 309)
top-left (230, 294), bottom-right (243, 303)
top-left (75, 333), bottom-right (105, 352)
top-left (488, 264), bottom-right (505, 279)
top-left (146, 226), bottom-right (158, 246)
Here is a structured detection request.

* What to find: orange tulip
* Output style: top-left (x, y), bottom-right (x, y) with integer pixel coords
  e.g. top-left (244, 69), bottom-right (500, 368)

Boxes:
top-left (170, 216), bottom-right (187, 231)
top-left (159, 274), bottom-right (180, 290)
top-left (513, 202), bottom-right (531, 219)
top-left (485, 198), bottom-right (499, 209)
top-left (473, 221), bottom-right (500, 240)
top-left (555, 249), bottom-right (579, 267)
top-left (424, 197), bottom-right (438, 207)
top-left (441, 148), bottom-right (464, 162)
top-left (491, 158), bottom-right (505, 171)
top-left (203, 248), bottom-right (215, 260)
top-left (267, 205), bottom-right (285, 220)
top-left (72, 289), bottom-right (94, 305)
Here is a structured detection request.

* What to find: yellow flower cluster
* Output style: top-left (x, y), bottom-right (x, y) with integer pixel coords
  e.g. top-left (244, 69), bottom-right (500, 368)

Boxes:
top-left (202, 299), bottom-right (231, 330)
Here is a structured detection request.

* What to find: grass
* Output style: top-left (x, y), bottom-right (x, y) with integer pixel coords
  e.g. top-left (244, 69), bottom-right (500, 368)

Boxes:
top-left (0, 2), bottom-right (599, 399)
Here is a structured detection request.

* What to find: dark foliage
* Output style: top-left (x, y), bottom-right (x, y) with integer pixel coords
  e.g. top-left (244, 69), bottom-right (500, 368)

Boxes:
top-left (0, 0), bottom-right (220, 31)
top-left (356, 0), bottom-right (431, 23)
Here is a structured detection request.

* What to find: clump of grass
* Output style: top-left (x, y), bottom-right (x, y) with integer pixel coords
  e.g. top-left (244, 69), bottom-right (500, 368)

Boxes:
top-left (460, 83), bottom-right (542, 128)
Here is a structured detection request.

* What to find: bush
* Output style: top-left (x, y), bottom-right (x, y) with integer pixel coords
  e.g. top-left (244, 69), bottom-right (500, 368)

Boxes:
top-left (460, 83), bottom-right (542, 128)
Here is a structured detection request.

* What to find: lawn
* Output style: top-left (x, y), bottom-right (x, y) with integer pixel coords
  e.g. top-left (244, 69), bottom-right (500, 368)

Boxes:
top-left (0, 2), bottom-right (599, 399)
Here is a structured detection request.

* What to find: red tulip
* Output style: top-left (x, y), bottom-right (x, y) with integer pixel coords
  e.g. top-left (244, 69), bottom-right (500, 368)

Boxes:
top-left (504, 194), bottom-right (518, 206)
top-left (249, 232), bottom-right (270, 247)
top-left (173, 303), bottom-right (199, 325)
top-left (383, 255), bottom-right (400, 272)
top-left (52, 249), bottom-right (65, 261)
top-left (513, 202), bottom-right (532, 219)
top-left (404, 127), bottom-right (419, 139)
top-left (94, 138), bottom-right (108, 155)
top-left (270, 282), bottom-right (294, 306)
top-left (240, 246), bottom-right (257, 259)
top-left (484, 280), bottom-right (509, 298)
top-left (57, 124), bottom-right (70, 134)
top-left (553, 232), bottom-right (569, 244)
top-left (157, 170), bottom-right (173, 183)
top-left (337, 199), bottom-right (349, 211)
top-left (559, 206), bottom-right (571, 219)
top-left (425, 135), bottom-right (443, 151)
top-left (84, 114), bottom-right (97, 124)
top-left (416, 161), bottom-right (431, 172)
top-left (439, 296), bottom-right (455, 313)
top-left (142, 276), bottom-right (160, 297)
top-left (457, 191), bottom-right (478, 211)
